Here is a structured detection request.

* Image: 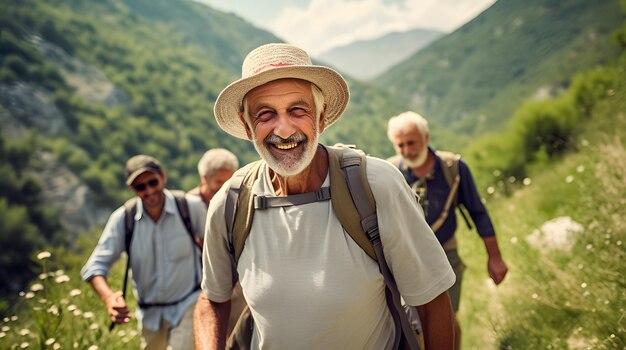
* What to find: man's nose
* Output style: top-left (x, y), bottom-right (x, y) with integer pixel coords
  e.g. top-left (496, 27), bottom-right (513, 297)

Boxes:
top-left (273, 112), bottom-right (297, 139)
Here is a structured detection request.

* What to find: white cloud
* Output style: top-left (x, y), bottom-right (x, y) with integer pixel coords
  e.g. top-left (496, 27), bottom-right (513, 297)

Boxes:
top-left (270, 0), bottom-right (496, 55)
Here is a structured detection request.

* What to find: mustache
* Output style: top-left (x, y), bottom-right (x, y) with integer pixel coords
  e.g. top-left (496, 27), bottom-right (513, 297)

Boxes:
top-left (265, 133), bottom-right (307, 144)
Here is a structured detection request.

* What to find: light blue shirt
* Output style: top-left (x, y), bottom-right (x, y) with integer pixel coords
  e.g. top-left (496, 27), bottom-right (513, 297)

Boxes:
top-left (81, 189), bottom-right (207, 331)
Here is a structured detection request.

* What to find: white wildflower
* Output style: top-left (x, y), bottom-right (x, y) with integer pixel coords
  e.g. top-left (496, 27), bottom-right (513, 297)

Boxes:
top-left (20, 342), bottom-right (29, 349)
top-left (53, 344), bottom-right (61, 350)
top-left (55, 270), bottom-right (65, 276)
top-left (487, 186), bottom-right (495, 195)
top-left (25, 292), bottom-right (35, 299)
top-left (89, 323), bottom-right (99, 330)
top-left (69, 289), bottom-right (81, 297)
top-left (45, 338), bottom-right (55, 345)
top-left (522, 177), bottom-right (532, 186)
top-left (1, 326), bottom-right (9, 332)
top-left (38, 273), bottom-right (48, 280)
top-left (73, 309), bottom-right (82, 316)
top-left (576, 165), bottom-right (585, 173)
top-left (0, 332), bottom-right (5, 338)
top-left (30, 284), bottom-right (44, 292)
top-left (565, 175), bottom-right (574, 183)
top-left (83, 312), bottom-right (94, 319)
top-left (10, 316), bottom-right (17, 321)
top-left (55, 275), bottom-right (70, 284)
top-left (19, 328), bottom-right (30, 336)
top-left (37, 251), bottom-right (51, 260)
top-left (88, 345), bottom-right (99, 350)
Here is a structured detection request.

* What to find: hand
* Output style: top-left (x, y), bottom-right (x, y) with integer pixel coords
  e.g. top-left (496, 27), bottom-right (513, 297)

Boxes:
top-left (487, 256), bottom-right (508, 285)
top-left (105, 290), bottom-right (131, 324)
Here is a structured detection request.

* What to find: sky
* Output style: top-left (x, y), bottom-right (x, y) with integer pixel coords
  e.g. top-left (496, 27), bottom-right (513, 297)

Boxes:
top-left (194, 0), bottom-right (496, 56)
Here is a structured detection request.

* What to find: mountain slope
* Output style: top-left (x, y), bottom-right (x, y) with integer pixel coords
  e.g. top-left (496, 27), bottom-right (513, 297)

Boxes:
top-left (317, 28), bottom-right (443, 81)
top-left (378, 0), bottom-right (624, 141)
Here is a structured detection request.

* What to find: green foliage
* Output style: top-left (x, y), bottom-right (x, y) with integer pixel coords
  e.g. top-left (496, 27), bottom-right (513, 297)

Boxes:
top-left (464, 62), bottom-right (620, 195)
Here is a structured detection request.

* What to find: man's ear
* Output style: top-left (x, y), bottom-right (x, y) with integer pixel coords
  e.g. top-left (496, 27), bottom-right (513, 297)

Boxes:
top-left (318, 104), bottom-right (327, 133)
top-left (239, 112), bottom-right (253, 140)
top-left (160, 170), bottom-right (168, 186)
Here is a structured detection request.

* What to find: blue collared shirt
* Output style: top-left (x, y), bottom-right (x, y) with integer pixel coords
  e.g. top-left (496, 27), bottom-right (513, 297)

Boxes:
top-left (81, 189), bottom-right (207, 331)
top-left (396, 148), bottom-right (495, 245)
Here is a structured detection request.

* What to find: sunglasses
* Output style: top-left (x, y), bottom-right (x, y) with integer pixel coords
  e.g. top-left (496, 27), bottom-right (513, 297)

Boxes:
top-left (132, 178), bottom-right (160, 192)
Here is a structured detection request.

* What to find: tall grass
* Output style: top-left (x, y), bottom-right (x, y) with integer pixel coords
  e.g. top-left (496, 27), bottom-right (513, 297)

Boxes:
top-left (457, 61), bottom-right (626, 349)
top-left (0, 232), bottom-right (140, 349)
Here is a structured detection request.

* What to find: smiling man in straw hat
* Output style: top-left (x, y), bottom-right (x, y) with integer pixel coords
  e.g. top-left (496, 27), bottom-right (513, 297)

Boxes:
top-left (194, 43), bottom-right (456, 350)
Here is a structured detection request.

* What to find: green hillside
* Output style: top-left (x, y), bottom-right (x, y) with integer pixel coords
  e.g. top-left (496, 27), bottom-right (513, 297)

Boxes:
top-left (378, 0), bottom-right (624, 149)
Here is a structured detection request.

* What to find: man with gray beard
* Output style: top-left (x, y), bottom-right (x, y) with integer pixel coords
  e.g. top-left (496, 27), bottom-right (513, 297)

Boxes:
top-left (387, 111), bottom-right (509, 350)
top-left (194, 43), bottom-right (456, 350)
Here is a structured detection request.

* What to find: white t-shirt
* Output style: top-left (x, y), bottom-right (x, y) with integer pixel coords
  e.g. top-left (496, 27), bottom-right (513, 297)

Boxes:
top-left (202, 155), bottom-right (455, 350)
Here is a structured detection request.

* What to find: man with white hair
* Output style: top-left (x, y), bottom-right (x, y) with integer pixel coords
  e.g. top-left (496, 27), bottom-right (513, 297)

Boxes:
top-left (189, 148), bottom-right (239, 207)
top-left (194, 43), bottom-right (456, 350)
top-left (387, 111), bottom-right (509, 350)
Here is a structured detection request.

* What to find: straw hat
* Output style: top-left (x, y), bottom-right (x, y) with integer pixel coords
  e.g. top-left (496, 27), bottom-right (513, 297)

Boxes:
top-left (214, 43), bottom-right (350, 140)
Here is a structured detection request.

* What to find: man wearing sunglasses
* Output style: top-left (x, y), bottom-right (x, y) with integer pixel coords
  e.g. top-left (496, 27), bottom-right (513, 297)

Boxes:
top-left (81, 154), bottom-right (207, 350)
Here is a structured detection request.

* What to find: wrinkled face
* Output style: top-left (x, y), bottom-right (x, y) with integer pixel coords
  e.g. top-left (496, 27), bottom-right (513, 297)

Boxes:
top-left (130, 171), bottom-right (166, 210)
top-left (242, 79), bottom-right (323, 177)
top-left (390, 126), bottom-right (429, 168)
top-left (202, 168), bottom-right (234, 202)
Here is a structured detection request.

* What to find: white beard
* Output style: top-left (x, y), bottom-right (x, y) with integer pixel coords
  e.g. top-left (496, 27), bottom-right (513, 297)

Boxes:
top-left (252, 129), bottom-right (319, 177)
top-left (403, 144), bottom-right (429, 168)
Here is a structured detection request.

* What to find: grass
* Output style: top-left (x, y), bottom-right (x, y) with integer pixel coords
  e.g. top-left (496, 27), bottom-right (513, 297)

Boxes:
top-left (0, 231), bottom-right (140, 349)
top-left (456, 78), bottom-right (626, 349)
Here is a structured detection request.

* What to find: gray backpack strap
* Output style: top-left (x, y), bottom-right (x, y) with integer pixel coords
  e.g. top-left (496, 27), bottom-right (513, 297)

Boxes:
top-left (254, 187), bottom-right (331, 209)
top-left (341, 148), bottom-right (420, 350)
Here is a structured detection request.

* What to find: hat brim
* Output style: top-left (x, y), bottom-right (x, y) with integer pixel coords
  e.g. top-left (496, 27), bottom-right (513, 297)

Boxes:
top-left (214, 65), bottom-right (350, 140)
top-left (126, 167), bottom-right (161, 186)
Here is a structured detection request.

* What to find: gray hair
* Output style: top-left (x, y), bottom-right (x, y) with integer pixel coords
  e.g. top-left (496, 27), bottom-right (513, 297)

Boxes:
top-left (197, 148), bottom-right (239, 180)
top-left (387, 111), bottom-right (430, 141)
top-left (241, 81), bottom-right (325, 126)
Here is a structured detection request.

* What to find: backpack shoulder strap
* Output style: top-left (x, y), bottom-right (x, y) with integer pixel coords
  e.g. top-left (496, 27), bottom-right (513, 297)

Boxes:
top-left (113, 197), bottom-right (137, 331)
top-left (435, 150), bottom-right (460, 190)
top-left (226, 160), bottom-right (264, 265)
top-left (170, 190), bottom-right (201, 249)
top-left (327, 146), bottom-right (377, 261)
top-left (431, 151), bottom-right (462, 232)
top-left (123, 197), bottom-right (138, 253)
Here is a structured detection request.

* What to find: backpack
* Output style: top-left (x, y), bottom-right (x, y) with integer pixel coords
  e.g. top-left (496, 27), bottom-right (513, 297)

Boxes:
top-left (224, 145), bottom-right (422, 350)
top-left (388, 150), bottom-right (472, 233)
top-left (110, 190), bottom-right (201, 331)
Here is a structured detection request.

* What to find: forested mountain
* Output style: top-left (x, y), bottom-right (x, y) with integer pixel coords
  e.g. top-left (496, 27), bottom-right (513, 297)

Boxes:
top-left (317, 28), bottom-right (443, 80)
top-left (378, 0), bottom-right (624, 148)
